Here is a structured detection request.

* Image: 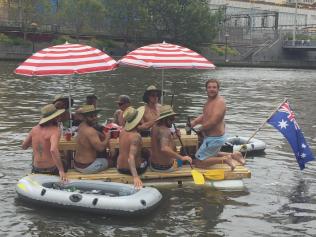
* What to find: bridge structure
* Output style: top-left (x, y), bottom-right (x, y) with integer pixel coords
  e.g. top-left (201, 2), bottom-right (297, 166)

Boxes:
top-left (283, 40), bottom-right (316, 51)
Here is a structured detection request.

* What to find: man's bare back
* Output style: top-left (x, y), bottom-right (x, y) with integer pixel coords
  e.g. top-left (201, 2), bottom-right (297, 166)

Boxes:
top-left (75, 122), bottom-right (108, 164)
top-left (151, 125), bottom-right (177, 166)
top-left (117, 130), bottom-right (143, 169)
top-left (23, 125), bottom-right (60, 168)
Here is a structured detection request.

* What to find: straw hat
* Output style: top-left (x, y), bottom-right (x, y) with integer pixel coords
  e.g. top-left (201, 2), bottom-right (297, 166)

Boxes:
top-left (53, 94), bottom-right (74, 106)
top-left (142, 85), bottom-right (162, 103)
top-left (39, 104), bottom-right (65, 125)
top-left (78, 104), bottom-right (101, 115)
top-left (123, 106), bottom-right (145, 131)
top-left (156, 105), bottom-right (178, 121)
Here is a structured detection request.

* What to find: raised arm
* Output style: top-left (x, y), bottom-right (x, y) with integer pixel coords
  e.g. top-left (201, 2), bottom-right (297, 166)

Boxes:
top-left (128, 134), bottom-right (143, 189)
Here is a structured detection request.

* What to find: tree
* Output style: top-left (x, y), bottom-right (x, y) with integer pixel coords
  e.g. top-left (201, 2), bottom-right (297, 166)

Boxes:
top-left (144, 0), bottom-right (222, 49)
top-left (57, 0), bottom-right (105, 37)
top-left (102, 0), bottom-right (150, 44)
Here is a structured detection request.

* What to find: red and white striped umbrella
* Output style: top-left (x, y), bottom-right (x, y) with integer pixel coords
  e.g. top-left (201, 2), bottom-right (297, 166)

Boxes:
top-left (118, 42), bottom-right (215, 69)
top-left (118, 42), bottom-right (215, 103)
top-left (15, 43), bottom-right (117, 76)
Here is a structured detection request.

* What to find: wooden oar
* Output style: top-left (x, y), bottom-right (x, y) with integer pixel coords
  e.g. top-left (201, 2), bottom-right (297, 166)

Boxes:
top-left (173, 123), bottom-right (205, 185)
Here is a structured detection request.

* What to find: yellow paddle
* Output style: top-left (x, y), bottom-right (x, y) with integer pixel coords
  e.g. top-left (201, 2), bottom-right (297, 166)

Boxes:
top-left (202, 169), bottom-right (225, 180)
top-left (190, 164), bottom-right (205, 185)
top-left (173, 123), bottom-right (205, 185)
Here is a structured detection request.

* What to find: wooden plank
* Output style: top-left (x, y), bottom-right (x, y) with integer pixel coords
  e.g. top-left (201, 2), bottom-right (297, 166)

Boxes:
top-left (66, 165), bottom-right (251, 183)
top-left (59, 129), bottom-right (198, 151)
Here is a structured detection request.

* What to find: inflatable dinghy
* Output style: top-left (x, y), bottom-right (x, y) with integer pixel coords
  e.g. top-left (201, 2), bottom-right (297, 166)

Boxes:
top-left (221, 136), bottom-right (266, 154)
top-left (16, 174), bottom-right (162, 215)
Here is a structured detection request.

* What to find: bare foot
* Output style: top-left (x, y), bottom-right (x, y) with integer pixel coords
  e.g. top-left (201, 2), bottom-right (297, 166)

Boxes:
top-left (223, 155), bottom-right (236, 171)
top-left (231, 151), bottom-right (245, 165)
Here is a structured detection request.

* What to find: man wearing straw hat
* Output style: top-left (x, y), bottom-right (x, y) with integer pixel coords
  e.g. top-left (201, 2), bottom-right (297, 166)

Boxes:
top-left (117, 106), bottom-right (148, 189)
top-left (138, 85), bottom-right (162, 131)
top-left (190, 79), bottom-right (245, 170)
top-left (22, 104), bottom-right (68, 182)
top-left (74, 105), bottom-right (110, 174)
top-left (150, 105), bottom-right (192, 172)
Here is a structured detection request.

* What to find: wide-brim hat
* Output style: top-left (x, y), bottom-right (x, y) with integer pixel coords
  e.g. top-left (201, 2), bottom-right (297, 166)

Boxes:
top-left (123, 106), bottom-right (145, 131)
top-left (53, 94), bottom-right (74, 106)
top-left (142, 85), bottom-right (162, 103)
top-left (156, 105), bottom-right (178, 121)
top-left (78, 104), bottom-right (101, 115)
top-left (39, 104), bottom-right (65, 125)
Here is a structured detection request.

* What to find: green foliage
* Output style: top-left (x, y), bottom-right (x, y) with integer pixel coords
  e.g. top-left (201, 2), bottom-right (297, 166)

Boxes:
top-left (0, 33), bottom-right (31, 46)
top-left (0, 33), bottom-right (11, 45)
top-left (51, 35), bottom-right (77, 45)
top-left (210, 44), bottom-right (239, 56)
top-left (285, 33), bottom-right (316, 40)
top-left (89, 38), bottom-right (119, 51)
top-left (143, 0), bottom-right (222, 49)
top-left (57, 0), bottom-right (106, 35)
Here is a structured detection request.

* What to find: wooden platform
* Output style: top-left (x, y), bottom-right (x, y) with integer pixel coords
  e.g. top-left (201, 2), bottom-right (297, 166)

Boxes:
top-left (66, 164), bottom-right (251, 185)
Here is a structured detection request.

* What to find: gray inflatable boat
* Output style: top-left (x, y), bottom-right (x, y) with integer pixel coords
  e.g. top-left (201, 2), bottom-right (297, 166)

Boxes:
top-left (16, 174), bottom-right (162, 215)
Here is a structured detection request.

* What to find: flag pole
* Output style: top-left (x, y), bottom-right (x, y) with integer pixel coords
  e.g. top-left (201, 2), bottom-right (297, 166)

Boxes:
top-left (246, 98), bottom-right (288, 143)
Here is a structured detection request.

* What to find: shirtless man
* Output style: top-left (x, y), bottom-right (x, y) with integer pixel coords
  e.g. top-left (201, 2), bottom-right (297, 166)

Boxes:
top-left (151, 105), bottom-right (192, 172)
top-left (117, 106), bottom-right (147, 189)
top-left (190, 79), bottom-right (245, 170)
top-left (74, 105), bottom-right (110, 173)
top-left (113, 95), bottom-right (131, 126)
top-left (22, 104), bottom-right (67, 182)
top-left (138, 85), bottom-right (161, 131)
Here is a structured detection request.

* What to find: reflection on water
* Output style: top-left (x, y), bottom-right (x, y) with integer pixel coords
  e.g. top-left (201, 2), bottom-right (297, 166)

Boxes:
top-left (0, 61), bottom-right (316, 236)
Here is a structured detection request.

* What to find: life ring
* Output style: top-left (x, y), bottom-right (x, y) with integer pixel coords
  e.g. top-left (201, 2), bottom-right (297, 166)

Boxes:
top-left (221, 136), bottom-right (266, 154)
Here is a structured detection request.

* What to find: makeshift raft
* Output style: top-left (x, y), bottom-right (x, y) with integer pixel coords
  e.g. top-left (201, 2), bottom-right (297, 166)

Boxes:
top-left (66, 164), bottom-right (251, 191)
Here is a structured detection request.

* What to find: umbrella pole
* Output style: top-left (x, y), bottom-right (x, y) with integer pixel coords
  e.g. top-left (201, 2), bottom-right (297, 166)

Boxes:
top-left (161, 69), bottom-right (164, 105)
top-left (68, 76), bottom-right (72, 127)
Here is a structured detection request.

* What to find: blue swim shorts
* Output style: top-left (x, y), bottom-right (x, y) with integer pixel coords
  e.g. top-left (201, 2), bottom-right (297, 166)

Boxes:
top-left (195, 135), bottom-right (227, 160)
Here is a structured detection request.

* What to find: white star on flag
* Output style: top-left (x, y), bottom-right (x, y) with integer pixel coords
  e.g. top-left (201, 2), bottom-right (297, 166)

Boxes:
top-left (301, 153), bottom-right (306, 159)
top-left (302, 143), bottom-right (306, 149)
top-left (278, 119), bottom-right (288, 129)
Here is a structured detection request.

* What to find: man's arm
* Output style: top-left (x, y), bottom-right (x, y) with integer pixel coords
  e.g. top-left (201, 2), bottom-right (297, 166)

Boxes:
top-left (50, 130), bottom-right (67, 182)
top-left (128, 134), bottom-right (143, 189)
top-left (22, 130), bottom-right (32, 150)
top-left (88, 128), bottom-right (110, 152)
top-left (201, 100), bottom-right (226, 132)
top-left (159, 129), bottom-right (192, 163)
top-left (190, 115), bottom-right (203, 128)
top-left (137, 119), bottom-right (155, 131)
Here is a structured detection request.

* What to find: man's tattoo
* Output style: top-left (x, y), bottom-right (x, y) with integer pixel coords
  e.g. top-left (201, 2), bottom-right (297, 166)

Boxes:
top-left (37, 143), bottom-right (43, 159)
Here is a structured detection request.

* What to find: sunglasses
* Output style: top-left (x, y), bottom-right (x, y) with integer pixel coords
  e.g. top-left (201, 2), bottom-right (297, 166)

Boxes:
top-left (149, 93), bottom-right (159, 97)
top-left (118, 102), bottom-right (125, 106)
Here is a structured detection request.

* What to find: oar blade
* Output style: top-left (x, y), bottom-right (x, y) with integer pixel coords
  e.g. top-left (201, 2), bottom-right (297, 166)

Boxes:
top-left (191, 169), bottom-right (205, 185)
top-left (203, 169), bottom-right (225, 180)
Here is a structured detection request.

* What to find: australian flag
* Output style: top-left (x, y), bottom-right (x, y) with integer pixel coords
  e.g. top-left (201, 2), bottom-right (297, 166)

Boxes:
top-left (267, 101), bottom-right (314, 170)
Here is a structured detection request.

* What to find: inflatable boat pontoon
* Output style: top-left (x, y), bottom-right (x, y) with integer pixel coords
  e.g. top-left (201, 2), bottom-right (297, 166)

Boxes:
top-left (16, 174), bottom-right (162, 216)
top-left (221, 136), bottom-right (266, 154)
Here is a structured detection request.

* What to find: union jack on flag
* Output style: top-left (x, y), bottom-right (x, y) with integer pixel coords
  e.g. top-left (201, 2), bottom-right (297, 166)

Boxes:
top-left (278, 102), bottom-right (299, 129)
top-left (267, 100), bottom-right (314, 170)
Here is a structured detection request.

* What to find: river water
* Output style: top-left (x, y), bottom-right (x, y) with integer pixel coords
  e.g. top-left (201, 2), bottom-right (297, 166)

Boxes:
top-left (0, 61), bottom-right (315, 237)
